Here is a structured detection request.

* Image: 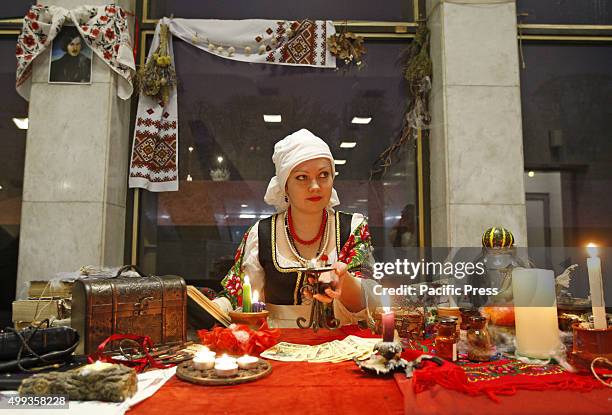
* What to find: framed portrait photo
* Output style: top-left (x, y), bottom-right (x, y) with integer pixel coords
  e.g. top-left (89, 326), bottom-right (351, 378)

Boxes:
top-left (49, 25), bottom-right (93, 84)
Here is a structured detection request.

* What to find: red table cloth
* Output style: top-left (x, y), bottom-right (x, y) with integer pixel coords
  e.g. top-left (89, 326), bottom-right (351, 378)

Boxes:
top-left (129, 328), bottom-right (611, 415)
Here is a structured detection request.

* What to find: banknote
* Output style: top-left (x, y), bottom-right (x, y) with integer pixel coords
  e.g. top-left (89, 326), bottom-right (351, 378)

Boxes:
top-left (261, 336), bottom-right (379, 363)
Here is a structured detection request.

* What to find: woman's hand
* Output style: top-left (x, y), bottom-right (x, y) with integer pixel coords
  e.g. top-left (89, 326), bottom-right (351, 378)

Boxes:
top-left (304, 262), bottom-right (349, 304)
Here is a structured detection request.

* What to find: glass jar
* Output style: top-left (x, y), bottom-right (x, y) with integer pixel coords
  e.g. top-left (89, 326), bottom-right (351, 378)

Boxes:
top-left (459, 308), bottom-right (480, 331)
top-left (435, 318), bottom-right (458, 361)
top-left (467, 316), bottom-right (494, 361)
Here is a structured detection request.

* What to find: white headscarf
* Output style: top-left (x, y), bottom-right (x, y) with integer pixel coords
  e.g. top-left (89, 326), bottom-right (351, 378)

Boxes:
top-left (264, 129), bottom-right (340, 212)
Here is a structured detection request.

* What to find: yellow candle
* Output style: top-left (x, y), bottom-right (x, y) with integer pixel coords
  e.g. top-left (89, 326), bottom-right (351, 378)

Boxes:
top-left (586, 244), bottom-right (607, 329)
top-left (512, 268), bottom-right (561, 359)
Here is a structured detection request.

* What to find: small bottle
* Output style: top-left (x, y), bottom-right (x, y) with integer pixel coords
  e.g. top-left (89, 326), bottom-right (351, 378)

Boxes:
top-left (467, 316), bottom-right (494, 362)
top-left (435, 318), bottom-right (458, 361)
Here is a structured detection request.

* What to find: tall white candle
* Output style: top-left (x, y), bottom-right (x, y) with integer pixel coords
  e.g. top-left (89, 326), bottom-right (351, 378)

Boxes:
top-left (512, 268), bottom-right (561, 359)
top-left (586, 244), bottom-right (607, 329)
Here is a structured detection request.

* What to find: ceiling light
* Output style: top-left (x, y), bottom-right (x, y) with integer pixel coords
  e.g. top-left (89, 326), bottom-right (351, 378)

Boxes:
top-left (12, 117), bottom-right (28, 130)
top-left (263, 114), bottom-right (282, 123)
top-left (340, 142), bottom-right (357, 149)
top-left (351, 117), bottom-right (371, 125)
top-left (259, 214), bottom-right (268, 218)
top-left (217, 156), bottom-right (224, 163)
top-left (240, 214), bottom-right (257, 219)
top-left (186, 174), bottom-right (193, 182)
top-left (241, 204), bottom-right (248, 208)
top-left (335, 172), bottom-right (339, 176)
top-left (357, 199), bottom-right (367, 203)
top-left (0, 185), bottom-right (3, 190)
top-left (334, 160), bottom-right (346, 165)
top-left (188, 146), bottom-right (194, 152)
top-left (528, 171), bottom-right (535, 177)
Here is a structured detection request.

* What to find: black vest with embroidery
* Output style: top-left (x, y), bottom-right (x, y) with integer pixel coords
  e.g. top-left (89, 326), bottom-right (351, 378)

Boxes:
top-left (257, 211), bottom-right (353, 305)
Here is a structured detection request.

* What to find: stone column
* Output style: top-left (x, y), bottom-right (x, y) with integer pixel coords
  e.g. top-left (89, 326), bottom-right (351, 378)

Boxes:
top-left (427, 0), bottom-right (528, 247)
top-left (16, 0), bottom-right (135, 298)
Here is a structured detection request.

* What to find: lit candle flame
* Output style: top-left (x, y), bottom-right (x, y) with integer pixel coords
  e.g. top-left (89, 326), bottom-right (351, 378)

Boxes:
top-left (253, 290), bottom-right (259, 303)
top-left (587, 243), bottom-right (599, 258)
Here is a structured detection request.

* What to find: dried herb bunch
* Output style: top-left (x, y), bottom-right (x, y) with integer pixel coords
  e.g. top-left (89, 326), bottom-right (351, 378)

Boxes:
top-left (371, 23), bottom-right (432, 178)
top-left (327, 31), bottom-right (366, 66)
top-left (137, 24), bottom-right (176, 105)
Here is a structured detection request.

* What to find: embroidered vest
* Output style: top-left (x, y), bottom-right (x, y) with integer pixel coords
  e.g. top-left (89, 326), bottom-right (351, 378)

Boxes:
top-left (257, 211), bottom-right (353, 305)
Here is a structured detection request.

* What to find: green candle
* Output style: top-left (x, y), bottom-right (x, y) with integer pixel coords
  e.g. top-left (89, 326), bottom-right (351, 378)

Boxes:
top-left (242, 275), bottom-right (252, 312)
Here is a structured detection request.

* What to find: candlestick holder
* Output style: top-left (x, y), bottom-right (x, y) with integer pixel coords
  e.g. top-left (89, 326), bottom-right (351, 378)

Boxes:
top-left (296, 268), bottom-right (340, 332)
top-left (570, 322), bottom-right (612, 370)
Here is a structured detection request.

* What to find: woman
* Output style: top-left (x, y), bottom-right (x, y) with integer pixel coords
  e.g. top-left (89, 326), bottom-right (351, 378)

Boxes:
top-left (213, 129), bottom-right (378, 328)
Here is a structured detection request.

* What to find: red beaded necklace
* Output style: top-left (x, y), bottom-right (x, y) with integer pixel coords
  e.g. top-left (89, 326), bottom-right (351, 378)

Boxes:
top-left (287, 206), bottom-right (328, 245)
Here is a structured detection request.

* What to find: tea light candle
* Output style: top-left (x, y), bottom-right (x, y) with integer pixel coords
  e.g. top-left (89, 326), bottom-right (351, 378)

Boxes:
top-left (382, 307), bottom-right (395, 342)
top-left (237, 354), bottom-right (259, 370)
top-left (586, 243), bottom-right (607, 329)
top-left (214, 354), bottom-right (238, 377)
top-left (192, 350), bottom-right (216, 370)
top-left (252, 290), bottom-right (265, 312)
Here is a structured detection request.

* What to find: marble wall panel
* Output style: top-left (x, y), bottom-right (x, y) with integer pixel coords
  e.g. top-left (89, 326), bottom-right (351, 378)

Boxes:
top-left (445, 85), bottom-right (525, 205)
top-left (16, 201), bottom-right (104, 298)
top-left (443, 2), bottom-right (520, 87)
top-left (23, 83), bottom-right (110, 203)
top-left (105, 75), bottom-right (130, 208)
top-left (431, 205), bottom-right (449, 247)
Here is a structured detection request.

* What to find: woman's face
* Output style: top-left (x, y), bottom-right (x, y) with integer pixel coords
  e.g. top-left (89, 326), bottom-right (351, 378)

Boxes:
top-left (285, 157), bottom-right (333, 214)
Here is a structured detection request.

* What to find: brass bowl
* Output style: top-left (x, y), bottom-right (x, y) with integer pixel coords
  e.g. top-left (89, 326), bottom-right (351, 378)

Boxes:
top-left (229, 310), bottom-right (269, 329)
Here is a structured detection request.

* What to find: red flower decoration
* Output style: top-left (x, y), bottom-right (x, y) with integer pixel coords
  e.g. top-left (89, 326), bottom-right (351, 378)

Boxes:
top-left (105, 28), bottom-right (115, 41)
top-left (197, 322), bottom-right (280, 356)
top-left (26, 11), bottom-right (37, 20)
top-left (23, 35), bottom-right (35, 48)
top-left (82, 25), bottom-right (89, 32)
top-left (104, 50), bottom-right (112, 60)
top-left (338, 234), bottom-right (356, 263)
top-left (359, 224), bottom-right (370, 242)
top-left (100, 15), bottom-right (109, 22)
top-left (106, 6), bottom-right (116, 15)
top-left (234, 247), bottom-right (242, 263)
top-left (91, 28), bottom-right (100, 37)
top-left (114, 44), bottom-right (120, 52)
top-left (31, 22), bottom-right (39, 31)
top-left (15, 45), bottom-right (23, 56)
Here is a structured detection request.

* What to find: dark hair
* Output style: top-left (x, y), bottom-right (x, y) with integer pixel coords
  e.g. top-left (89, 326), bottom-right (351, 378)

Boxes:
top-left (57, 26), bottom-right (82, 52)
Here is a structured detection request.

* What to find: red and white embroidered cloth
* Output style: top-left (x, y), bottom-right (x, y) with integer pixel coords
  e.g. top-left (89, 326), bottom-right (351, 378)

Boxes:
top-left (129, 18), bottom-right (336, 192)
top-left (16, 4), bottom-right (135, 101)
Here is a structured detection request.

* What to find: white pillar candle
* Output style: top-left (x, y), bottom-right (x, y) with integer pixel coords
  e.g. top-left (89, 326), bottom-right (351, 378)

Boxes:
top-left (192, 351), bottom-right (216, 370)
top-left (586, 244), bottom-right (607, 329)
top-left (512, 268), bottom-right (561, 359)
top-left (237, 355), bottom-right (259, 370)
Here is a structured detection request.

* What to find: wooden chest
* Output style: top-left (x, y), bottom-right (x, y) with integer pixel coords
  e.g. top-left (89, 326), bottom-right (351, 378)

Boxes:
top-left (71, 271), bottom-right (187, 355)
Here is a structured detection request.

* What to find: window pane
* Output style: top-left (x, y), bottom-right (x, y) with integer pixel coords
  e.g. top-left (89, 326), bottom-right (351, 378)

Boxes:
top-left (518, 0), bottom-right (612, 25)
top-left (520, 42), bottom-right (612, 261)
top-left (147, 0), bottom-right (415, 22)
top-left (138, 39), bottom-right (419, 286)
top-left (0, 37), bottom-right (28, 326)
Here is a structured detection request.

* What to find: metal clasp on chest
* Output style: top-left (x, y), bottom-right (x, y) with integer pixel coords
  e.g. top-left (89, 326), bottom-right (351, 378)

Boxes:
top-left (133, 296), bottom-right (155, 316)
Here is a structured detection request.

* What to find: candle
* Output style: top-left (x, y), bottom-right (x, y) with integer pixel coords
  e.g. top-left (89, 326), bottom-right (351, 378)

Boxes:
top-left (381, 307), bottom-right (395, 342)
top-left (251, 290), bottom-right (265, 312)
top-left (586, 244), bottom-right (607, 329)
top-left (236, 355), bottom-right (259, 370)
top-left (512, 268), bottom-right (561, 359)
top-left (242, 275), bottom-right (252, 312)
top-left (214, 354), bottom-right (238, 377)
top-left (192, 351), bottom-right (216, 370)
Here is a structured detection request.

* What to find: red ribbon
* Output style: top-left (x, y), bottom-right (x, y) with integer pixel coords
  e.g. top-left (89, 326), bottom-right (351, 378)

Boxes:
top-left (88, 333), bottom-right (175, 373)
